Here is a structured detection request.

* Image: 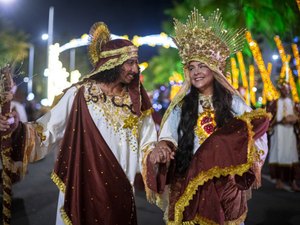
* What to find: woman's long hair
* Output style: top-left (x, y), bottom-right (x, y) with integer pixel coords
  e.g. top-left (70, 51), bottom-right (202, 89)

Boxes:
top-left (175, 79), bottom-right (234, 176)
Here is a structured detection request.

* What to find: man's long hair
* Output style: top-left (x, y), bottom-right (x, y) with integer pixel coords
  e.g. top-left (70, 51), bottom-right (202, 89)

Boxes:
top-left (89, 65), bottom-right (122, 83)
top-left (175, 79), bottom-right (234, 176)
top-left (88, 64), bottom-right (140, 84)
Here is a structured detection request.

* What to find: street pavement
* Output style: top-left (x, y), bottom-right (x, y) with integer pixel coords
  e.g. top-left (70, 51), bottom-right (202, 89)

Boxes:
top-left (0, 152), bottom-right (299, 225)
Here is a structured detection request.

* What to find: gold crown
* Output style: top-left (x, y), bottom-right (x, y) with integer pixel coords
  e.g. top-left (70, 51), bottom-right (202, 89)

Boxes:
top-left (173, 8), bottom-right (245, 74)
top-left (88, 22), bottom-right (112, 67)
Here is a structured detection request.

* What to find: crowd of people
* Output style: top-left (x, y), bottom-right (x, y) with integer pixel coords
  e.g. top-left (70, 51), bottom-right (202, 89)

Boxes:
top-left (0, 8), bottom-right (299, 225)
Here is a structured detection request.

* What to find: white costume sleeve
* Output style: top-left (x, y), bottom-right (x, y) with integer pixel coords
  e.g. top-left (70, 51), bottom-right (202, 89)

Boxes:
top-left (25, 87), bottom-right (77, 162)
top-left (138, 113), bottom-right (158, 171)
top-left (159, 106), bottom-right (181, 147)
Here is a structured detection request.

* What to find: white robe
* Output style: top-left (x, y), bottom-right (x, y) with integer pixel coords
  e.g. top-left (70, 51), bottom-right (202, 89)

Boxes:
top-left (269, 97), bottom-right (299, 165)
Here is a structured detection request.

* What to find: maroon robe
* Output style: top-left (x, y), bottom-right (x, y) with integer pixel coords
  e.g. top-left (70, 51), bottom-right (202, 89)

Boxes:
top-left (52, 87), bottom-right (137, 225)
top-left (146, 111), bottom-right (269, 225)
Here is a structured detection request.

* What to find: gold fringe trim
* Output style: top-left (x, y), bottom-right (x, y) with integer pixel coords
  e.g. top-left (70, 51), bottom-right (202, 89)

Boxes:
top-left (51, 171), bottom-right (66, 193)
top-left (225, 209), bottom-right (247, 225)
top-left (60, 206), bottom-right (73, 225)
top-left (169, 109), bottom-right (269, 224)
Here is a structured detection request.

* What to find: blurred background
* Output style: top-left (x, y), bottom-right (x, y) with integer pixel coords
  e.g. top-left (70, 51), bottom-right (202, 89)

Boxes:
top-left (1, 0), bottom-right (300, 224)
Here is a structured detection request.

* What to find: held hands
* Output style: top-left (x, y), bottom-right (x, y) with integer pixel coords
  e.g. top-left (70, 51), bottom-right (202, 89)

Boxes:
top-left (149, 141), bottom-right (175, 164)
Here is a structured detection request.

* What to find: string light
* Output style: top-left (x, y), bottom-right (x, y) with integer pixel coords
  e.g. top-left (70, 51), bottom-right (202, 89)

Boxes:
top-left (246, 31), bottom-right (279, 101)
top-left (237, 52), bottom-right (250, 105)
top-left (230, 57), bottom-right (239, 89)
top-left (249, 65), bottom-right (256, 106)
top-left (292, 44), bottom-right (300, 81)
top-left (274, 36), bottom-right (299, 103)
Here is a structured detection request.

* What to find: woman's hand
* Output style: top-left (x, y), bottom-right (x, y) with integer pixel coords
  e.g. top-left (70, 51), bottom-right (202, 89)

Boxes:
top-left (149, 141), bottom-right (175, 164)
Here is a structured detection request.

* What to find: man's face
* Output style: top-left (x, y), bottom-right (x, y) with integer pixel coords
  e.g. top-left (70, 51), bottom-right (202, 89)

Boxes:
top-left (118, 57), bottom-right (140, 84)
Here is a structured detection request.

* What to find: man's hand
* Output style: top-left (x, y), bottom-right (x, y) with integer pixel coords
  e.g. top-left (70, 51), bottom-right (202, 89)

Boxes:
top-left (149, 141), bottom-right (175, 164)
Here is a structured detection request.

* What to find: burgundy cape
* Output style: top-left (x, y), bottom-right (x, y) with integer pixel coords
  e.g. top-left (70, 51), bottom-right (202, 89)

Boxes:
top-left (52, 87), bottom-right (137, 225)
top-left (146, 111), bottom-right (269, 225)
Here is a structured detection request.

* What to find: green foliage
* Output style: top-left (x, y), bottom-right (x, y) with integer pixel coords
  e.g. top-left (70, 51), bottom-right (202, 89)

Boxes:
top-left (145, 0), bottom-right (300, 90)
top-left (142, 47), bottom-right (182, 90)
top-left (0, 18), bottom-right (29, 64)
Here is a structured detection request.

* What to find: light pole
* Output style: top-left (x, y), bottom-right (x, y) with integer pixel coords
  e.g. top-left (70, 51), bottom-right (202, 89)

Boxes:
top-left (28, 44), bottom-right (34, 95)
top-left (47, 6), bottom-right (54, 67)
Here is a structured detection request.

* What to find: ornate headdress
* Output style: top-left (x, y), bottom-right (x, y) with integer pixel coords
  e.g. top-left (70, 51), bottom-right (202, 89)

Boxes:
top-left (85, 22), bottom-right (138, 78)
top-left (173, 8), bottom-right (245, 73)
top-left (161, 8), bottom-right (246, 128)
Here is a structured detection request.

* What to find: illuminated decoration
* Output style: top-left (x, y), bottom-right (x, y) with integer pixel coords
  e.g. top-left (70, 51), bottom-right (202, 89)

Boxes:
top-left (169, 71), bottom-right (183, 100)
top-left (139, 62), bottom-right (149, 72)
top-left (274, 36), bottom-right (291, 80)
top-left (297, 0), bottom-right (300, 10)
top-left (230, 57), bottom-right (239, 89)
top-left (237, 52), bottom-right (250, 105)
top-left (287, 66), bottom-right (300, 103)
top-left (246, 31), bottom-right (279, 101)
top-left (45, 32), bottom-right (178, 105)
top-left (44, 43), bottom-right (71, 105)
top-left (249, 65), bottom-right (256, 106)
top-left (292, 44), bottom-right (300, 81)
top-left (70, 70), bottom-right (81, 84)
top-left (274, 35), bottom-right (300, 103)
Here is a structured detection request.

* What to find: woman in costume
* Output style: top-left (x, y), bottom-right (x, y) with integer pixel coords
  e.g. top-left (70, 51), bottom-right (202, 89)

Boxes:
top-left (143, 9), bottom-right (270, 225)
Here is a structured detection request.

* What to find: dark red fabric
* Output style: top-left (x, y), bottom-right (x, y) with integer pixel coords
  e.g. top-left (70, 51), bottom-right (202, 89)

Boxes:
top-left (54, 87), bottom-right (137, 225)
top-left (146, 114), bottom-right (269, 224)
top-left (128, 74), bottom-right (152, 116)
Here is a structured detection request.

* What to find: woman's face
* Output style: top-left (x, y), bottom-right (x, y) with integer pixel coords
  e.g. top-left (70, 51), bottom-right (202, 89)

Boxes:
top-left (188, 61), bottom-right (214, 95)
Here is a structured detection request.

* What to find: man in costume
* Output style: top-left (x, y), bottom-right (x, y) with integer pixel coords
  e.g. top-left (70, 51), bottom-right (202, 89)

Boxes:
top-left (0, 22), bottom-right (157, 225)
top-left (267, 79), bottom-right (300, 191)
top-left (142, 9), bottom-right (270, 225)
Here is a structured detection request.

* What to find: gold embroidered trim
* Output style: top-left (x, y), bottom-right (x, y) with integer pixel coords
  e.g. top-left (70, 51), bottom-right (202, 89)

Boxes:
top-left (225, 210), bottom-right (247, 225)
top-left (51, 171), bottom-right (66, 193)
top-left (85, 51), bottom-right (138, 78)
top-left (123, 108), bottom-right (153, 137)
top-left (169, 108), bottom-right (269, 224)
top-left (60, 206), bottom-right (73, 225)
top-left (99, 45), bottom-right (138, 58)
top-left (123, 115), bottom-right (139, 136)
top-left (141, 145), bottom-right (156, 202)
top-left (32, 122), bottom-right (46, 142)
top-left (1, 133), bottom-right (11, 140)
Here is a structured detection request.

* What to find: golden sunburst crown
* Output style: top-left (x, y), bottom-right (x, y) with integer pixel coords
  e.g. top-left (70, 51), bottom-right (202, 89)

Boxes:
top-left (173, 8), bottom-right (246, 73)
top-left (88, 22), bottom-right (111, 67)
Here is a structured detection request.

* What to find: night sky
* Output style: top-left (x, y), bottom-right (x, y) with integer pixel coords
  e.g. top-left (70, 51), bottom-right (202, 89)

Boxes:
top-left (0, 0), bottom-right (173, 43)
